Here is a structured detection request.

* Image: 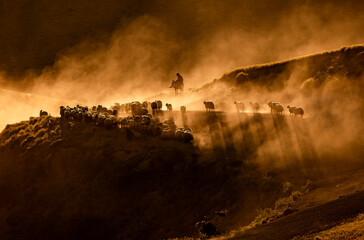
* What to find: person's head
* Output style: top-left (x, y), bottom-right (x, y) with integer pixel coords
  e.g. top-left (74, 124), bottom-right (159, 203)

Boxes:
top-left (176, 73), bottom-right (180, 76)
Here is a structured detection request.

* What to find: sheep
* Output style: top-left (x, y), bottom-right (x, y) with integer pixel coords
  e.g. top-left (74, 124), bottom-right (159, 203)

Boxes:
top-left (97, 105), bottom-right (103, 113)
top-left (124, 103), bottom-right (131, 113)
top-left (174, 128), bottom-right (184, 141)
top-left (64, 109), bottom-right (72, 120)
top-left (128, 119), bottom-right (136, 128)
top-left (268, 102), bottom-right (284, 115)
top-left (120, 104), bottom-right (125, 113)
top-left (142, 115), bottom-right (151, 125)
top-left (151, 101), bottom-right (161, 116)
top-left (56, 103), bottom-right (192, 142)
top-left (130, 102), bottom-right (149, 116)
top-left (156, 100), bottom-right (163, 110)
top-left (92, 112), bottom-right (98, 125)
top-left (151, 101), bottom-right (158, 110)
top-left (120, 118), bottom-right (128, 127)
top-left (249, 102), bottom-right (260, 113)
top-left (112, 103), bottom-right (120, 111)
top-left (84, 112), bottom-right (93, 124)
top-left (59, 106), bottom-right (65, 118)
top-left (234, 101), bottom-right (246, 113)
top-left (182, 130), bottom-right (193, 142)
top-left (131, 102), bottom-right (141, 115)
top-left (203, 101), bottom-right (215, 111)
top-left (152, 125), bottom-right (162, 136)
top-left (180, 106), bottom-right (186, 113)
top-left (110, 115), bottom-right (118, 126)
top-left (97, 114), bottom-right (106, 126)
top-left (166, 103), bottom-right (173, 112)
top-left (287, 106), bottom-right (296, 115)
top-left (142, 101), bottom-right (148, 109)
top-left (287, 106), bottom-right (304, 117)
top-left (104, 115), bottom-right (118, 128)
top-left (140, 107), bottom-right (148, 115)
top-left (75, 111), bottom-right (84, 122)
top-left (275, 104), bottom-right (284, 115)
top-left (104, 118), bottom-right (113, 128)
top-left (40, 110), bottom-right (48, 117)
top-left (134, 115), bottom-right (142, 123)
top-left (267, 102), bottom-right (276, 113)
top-left (161, 129), bottom-right (174, 140)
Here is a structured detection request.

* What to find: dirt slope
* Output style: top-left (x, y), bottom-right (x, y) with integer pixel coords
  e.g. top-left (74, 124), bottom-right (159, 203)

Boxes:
top-left (0, 44), bottom-right (363, 239)
top-left (0, 116), bottom-right (291, 240)
top-left (197, 44), bottom-right (364, 92)
top-left (225, 190), bottom-right (364, 240)
top-left (215, 168), bottom-right (364, 240)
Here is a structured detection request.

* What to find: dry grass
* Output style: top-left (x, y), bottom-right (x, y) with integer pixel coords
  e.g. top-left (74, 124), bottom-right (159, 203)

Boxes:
top-left (167, 234), bottom-right (207, 240)
top-left (0, 117), bottom-right (289, 240)
top-left (0, 115), bottom-right (61, 150)
top-left (246, 190), bottom-right (302, 229)
top-left (197, 44), bottom-right (364, 91)
top-left (292, 213), bottom-right (364, 240)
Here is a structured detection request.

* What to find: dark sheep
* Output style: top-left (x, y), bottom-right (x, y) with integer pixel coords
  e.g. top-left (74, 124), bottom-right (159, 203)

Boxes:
top-left (156, 100), bottom-right (163, 110)
top-left (203, 101), bottom-right (215, 111)
top-left (142, 101), bottom-right (148, 109)
top-left (120, 118), bottom-right (128, 127)
top-left (166, 103), bottom-right (173, 112)
top-left (84, 112), bottom-right (93, 124)
top-left (59, 106), bottom-right (65, 118)
top-left (249, 102), bottom-right (260, 113)
top-left (268, 102), bottom-right (284, 115)
top-left (182, 130), bottom-right (193, 142)
top-left (120, 104), bottom-right (125, 113)
top-left (151, 101), bottom-right (158, 110)
top-left (40, 110), bottom-right (48, 117)
top-left (234, 101), bottom-right (246, 113)
top-left (287, 106), bottom-right (304, 117)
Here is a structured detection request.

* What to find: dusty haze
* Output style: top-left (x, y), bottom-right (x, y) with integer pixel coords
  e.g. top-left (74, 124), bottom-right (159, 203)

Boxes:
top-left (0, 2), bottom-right (364, 238)
top-left (0, 0), bottom-right (364, 129)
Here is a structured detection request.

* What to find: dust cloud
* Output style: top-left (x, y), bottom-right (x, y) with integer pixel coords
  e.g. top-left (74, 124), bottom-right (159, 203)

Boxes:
top-left (0, 0), bottom-right (363, 137)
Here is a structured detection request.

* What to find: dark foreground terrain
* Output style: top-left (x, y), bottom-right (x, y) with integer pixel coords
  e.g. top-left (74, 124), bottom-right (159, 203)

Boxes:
top-left (0, 44), bottom-right (363, 239)
top-left (218, 180), bottom-right (364, 240)
top-left (0, 115), bottom-right (297, 240)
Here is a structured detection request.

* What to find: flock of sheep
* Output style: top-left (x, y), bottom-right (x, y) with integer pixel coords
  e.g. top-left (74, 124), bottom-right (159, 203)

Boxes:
top-left (58, 101), bottom-right (194, 143)
top-left (203, 100), bottom-right (304, 117)
top-left (233, 101), bottom-right (260, 113)
top-left (37, 99), bottom-right (304, 144)
top-left (267, 102), bottom-right (304, 117)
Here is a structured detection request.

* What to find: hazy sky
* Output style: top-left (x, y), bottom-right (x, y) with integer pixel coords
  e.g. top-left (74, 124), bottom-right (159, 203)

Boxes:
top-left (0, 0), bottom-right (363, 83)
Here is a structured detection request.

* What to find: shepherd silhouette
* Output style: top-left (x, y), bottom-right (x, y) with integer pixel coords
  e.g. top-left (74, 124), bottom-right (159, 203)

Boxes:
top-left (170, 73), bottom-right (184, 94)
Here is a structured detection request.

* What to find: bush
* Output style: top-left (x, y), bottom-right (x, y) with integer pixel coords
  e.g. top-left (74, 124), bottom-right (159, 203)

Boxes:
top-left (248, 190), bottom-right (302, 228)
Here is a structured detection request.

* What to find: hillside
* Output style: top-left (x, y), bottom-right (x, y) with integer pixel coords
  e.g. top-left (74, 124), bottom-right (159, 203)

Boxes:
top-left (197, 44), bottom-right (364, 92)
top-left (213, 169), bottom-right (364, 240)
top-left (0, 115), bottom-right (298, 240)
top-left (0, 44), bottom-right (364, 239)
